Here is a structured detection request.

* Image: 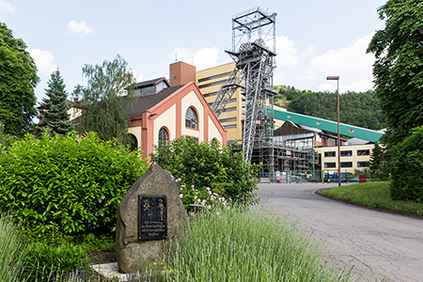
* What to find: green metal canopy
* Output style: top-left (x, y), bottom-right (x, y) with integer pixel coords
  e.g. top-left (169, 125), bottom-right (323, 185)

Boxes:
top-left (273, 109), bottom-right (383, 143)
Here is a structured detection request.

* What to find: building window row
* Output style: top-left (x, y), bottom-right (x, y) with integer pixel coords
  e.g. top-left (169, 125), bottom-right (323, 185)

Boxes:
top-left (204, 91), bottom-right (219, 97)
top-left (223, 107), bottom-right (237, 112)
top-left (198, 71), bottom-right (232, 83)
top-left (324, 161), bottom-right (369, 168)
top-left (324, 151), bottom-right (336, 157)
top-left (325, 149), bottom-right (371, 157)
top-left (357, 149), bottom-right (370, 156)
top-left (223, 124), bottom-right (237, 129)
top-left (219, 117), bottom-right (237, 123)
top-left (198, 80), bottom-right (226, 89)
top-left (340, 150), bottom-right (352, 157)
top-left (341, 162), bottom-right (352, 168)
top-left (208, 98), bottom-right (236, 107)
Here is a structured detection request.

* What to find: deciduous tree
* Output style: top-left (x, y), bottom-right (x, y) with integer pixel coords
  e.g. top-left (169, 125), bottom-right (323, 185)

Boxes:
top-left (0, 22), bottom-right (39, 135)
top-left (367, 0), bottom-right (423, 146)
top-left (367, 0), bottom-right (423, 202)
top-left (73, 55), bottom-right (137, 143)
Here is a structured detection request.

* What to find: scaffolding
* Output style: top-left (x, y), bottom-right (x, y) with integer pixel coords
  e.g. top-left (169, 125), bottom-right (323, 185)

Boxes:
top-left (210, 7), bottom-right (319, 182)
top-left (211, 7), bottom-right (277, 179)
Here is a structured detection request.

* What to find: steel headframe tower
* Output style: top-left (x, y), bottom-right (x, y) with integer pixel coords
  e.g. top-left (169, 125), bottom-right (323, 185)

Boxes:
top-left (212, 7), bottom-right (277, 170)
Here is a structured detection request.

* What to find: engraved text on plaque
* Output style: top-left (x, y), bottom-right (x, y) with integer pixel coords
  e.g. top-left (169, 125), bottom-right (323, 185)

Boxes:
top-left (138, 195), bottom-right (167, 241)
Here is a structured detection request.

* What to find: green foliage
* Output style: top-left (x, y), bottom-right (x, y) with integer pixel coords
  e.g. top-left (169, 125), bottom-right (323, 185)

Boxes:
top-left (390, 126), bottom-right (423, 202)
top-left (36, 69), bottom-right (74, 136)
top-left (0, 132), bottom-right (149, 236)
top-left (73, 54), bottom-right (138, 144)
top-left (320, 182), bottom-right (423, 216)
top-left (168, 206), bottom-right (356, 281)
top-left (21, 242), bottom-right (88, 282)
top-left (0, 215), bottom-right (28, 282)
top-left (150, 136), bottom-right (260, 206)
top-left (367, 0), bottom-right (423, 146)
top-left (369, 143), bottom-right (389, 178)
top-left (275, 86), bottom-right (386, 130)
top-left (0, 22), bottom-right (39, 136)
top-left (0, 122), bottom-right (19, 153)
top-left (74, 232), bottom-right (115, 252)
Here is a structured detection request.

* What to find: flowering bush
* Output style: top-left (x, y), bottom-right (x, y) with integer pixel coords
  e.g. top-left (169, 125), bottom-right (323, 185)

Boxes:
top-left (175, 174), bottom-right (231, 211)
top-left (150, 136), bottom-right (259, 206)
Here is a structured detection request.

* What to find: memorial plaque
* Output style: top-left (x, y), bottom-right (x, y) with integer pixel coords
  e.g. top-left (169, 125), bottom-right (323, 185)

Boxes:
top-left (138, 195), bottom-right (167, 241)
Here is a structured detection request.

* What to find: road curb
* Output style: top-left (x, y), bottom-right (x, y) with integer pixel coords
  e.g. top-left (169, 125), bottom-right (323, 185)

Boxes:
top-left (314, 188), bottom-right (423, 221)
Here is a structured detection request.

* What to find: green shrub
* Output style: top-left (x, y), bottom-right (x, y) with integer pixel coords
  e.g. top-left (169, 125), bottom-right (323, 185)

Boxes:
top-left (150, 136), bottom-right (259, 206)
top-left (0, 215), bottom-right (28, 282)
top-left (390, 126), bottom-right (423, 202)
top-left (21, 242), bottom-right (88, 282)
top-left (0, 132), bottom-right (149, 236)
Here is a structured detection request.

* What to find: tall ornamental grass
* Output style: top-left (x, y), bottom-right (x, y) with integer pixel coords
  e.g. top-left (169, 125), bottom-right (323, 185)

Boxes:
top-left (0, 215), bottom-right (27, 282)
top-left (168, 207), bottom-right (356, 282)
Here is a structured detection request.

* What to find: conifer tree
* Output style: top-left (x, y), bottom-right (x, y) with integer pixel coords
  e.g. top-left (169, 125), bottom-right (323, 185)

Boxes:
top-left (36, 69), bottom-right (74, 136)
top-left (369, 143), bottom-right (387, 177)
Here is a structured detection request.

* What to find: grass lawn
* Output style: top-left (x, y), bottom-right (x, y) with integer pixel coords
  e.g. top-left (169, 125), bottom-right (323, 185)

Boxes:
top-left (319, 181), bottom-right (423, 216)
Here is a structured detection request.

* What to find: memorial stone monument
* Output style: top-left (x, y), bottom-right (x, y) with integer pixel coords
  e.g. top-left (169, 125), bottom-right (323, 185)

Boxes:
top-left (116, 164), bottom-right (187, 273)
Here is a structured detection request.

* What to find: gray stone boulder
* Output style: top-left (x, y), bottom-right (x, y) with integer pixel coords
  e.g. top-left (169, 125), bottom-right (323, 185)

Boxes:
top-left (116, 164), bottom-right (187, 273)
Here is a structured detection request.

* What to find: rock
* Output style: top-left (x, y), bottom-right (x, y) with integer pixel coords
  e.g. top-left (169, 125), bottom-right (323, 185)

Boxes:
top-left (116, 164), bottom-right (187, 273)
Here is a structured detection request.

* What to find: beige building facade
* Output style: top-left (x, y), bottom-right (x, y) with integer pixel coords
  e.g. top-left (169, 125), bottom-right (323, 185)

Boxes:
top-left (196, 62), bottom-right (244, 143)
top-left (317, 143), bottom-right (374, 174)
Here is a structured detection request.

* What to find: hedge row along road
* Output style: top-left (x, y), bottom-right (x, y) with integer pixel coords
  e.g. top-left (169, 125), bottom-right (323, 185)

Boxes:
top-left (254, 183), bottom-right (423, 282)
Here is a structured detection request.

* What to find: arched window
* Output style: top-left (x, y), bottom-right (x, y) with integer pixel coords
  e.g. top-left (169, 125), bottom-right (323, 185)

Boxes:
top-left (158, 127), bottom-right (169, 148)
top-left (211, 137), bottom-right (219, 148)
top-left (127, 134), bottom-right (138, 152)
top-left (185, 107), bottom-right (198, 129)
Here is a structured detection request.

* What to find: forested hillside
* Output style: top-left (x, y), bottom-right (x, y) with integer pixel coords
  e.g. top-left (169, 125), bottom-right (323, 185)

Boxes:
top-left (274, 86), bottom-right (386, 130)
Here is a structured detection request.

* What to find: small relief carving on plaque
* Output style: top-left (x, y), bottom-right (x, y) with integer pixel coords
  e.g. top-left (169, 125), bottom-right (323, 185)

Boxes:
top-left (138, 195), bottom-right (167, 241)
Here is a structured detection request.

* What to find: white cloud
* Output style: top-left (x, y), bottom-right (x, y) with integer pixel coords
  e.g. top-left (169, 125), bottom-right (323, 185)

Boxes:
top-left (129, 69), bottom-right (144, 83)
top-left (0, 0), bottom-right (15, 15)
top-left (169, 47), bottom-right (220, 70)
top-left (276, 35), bottom-right (298, 67)
top-left (67, 20), bottom-right (93, 36)
top-left (302, 46), bottom-right (315, 57)
top-left (29, 49), bottom-right (57, 76)
top-left (310, 33), bottom-right (375, 92)
top-left (193, 47), bottom-right (220, 70)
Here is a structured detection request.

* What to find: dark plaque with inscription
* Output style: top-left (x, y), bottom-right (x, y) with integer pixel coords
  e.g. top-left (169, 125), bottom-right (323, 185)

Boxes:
top-left (138, 195), bottom-right (167, 241)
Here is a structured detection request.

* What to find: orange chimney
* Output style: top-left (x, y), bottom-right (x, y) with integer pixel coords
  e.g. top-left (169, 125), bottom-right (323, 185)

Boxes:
top-left (169, 61), bottom-right (196, 86)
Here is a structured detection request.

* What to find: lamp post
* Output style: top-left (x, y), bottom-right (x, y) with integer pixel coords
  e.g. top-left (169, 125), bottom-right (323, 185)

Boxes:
top-left (326, 76), bottom-right (341, 186)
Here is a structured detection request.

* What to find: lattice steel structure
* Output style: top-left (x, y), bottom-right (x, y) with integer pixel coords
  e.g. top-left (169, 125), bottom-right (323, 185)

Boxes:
top-left (211, 7), bottom-right (277, 176)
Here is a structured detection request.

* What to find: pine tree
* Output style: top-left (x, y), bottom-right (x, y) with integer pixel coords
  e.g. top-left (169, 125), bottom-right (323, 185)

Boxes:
top-left (36, 69), bottom-right (74, 136)
top-left (369, 143), bottom-right (388, 178)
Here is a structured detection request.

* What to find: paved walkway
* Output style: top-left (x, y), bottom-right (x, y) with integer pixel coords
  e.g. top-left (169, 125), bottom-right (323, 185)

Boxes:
top-left (254, 183), bottom-right (423, 282)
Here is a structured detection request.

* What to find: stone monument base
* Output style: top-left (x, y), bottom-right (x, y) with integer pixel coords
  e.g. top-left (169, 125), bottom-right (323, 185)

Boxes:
top-left (90, 263), bottom-right (127, 281)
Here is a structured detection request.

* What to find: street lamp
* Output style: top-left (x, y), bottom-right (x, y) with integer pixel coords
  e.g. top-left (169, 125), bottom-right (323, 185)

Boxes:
top-left (326, 76), bottom-right (341, 186)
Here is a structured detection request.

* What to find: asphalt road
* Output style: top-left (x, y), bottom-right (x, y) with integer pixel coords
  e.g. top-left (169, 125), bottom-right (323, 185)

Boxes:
top-left (253, 183), bottom-right (423, 282)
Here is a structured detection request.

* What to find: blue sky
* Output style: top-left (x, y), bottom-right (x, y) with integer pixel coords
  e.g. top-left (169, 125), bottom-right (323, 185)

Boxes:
top-left (0, 0), bottom-right (387, 105)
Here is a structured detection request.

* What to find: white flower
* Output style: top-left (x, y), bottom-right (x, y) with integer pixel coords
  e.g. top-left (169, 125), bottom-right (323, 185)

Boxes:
top-left (179, 194), bottom-right (183, 198)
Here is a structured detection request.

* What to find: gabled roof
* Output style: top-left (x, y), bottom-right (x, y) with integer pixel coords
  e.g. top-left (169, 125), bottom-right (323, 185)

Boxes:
top-left (126, 84), bottom-right (184, 116)
top-left (135, 77), bottom-right (169, 89)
